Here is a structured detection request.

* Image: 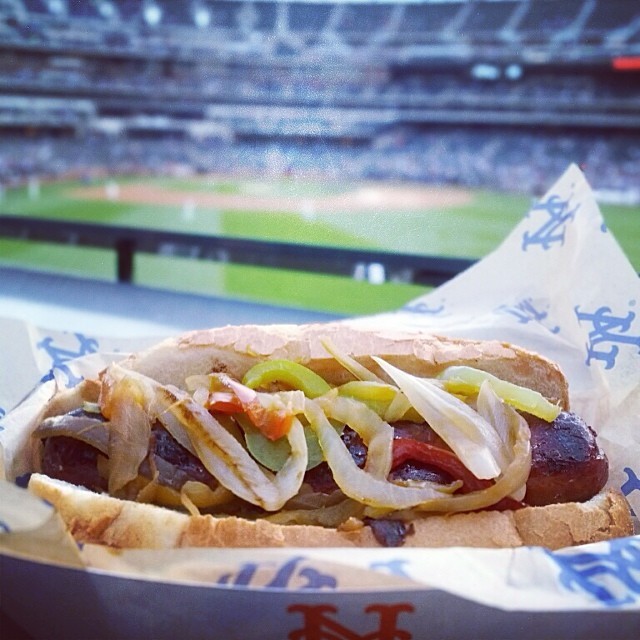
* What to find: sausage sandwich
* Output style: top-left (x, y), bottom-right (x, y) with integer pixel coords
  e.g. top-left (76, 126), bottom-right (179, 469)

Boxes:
top-left (17, 323), bottom-right (633, 549)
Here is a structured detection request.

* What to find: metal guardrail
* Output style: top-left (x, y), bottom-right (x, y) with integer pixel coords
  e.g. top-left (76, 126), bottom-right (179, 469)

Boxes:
top-left (0, 215), bottom-right (475, 287)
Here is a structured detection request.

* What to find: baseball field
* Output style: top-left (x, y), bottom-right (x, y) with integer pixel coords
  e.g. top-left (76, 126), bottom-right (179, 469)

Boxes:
top-left (1, 174), bottom-right (639, 315)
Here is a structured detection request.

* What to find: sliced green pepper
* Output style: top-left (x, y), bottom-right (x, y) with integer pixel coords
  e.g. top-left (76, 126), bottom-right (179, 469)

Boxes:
top-left (238, 414), bottom-right (327, 472)
top-left (242, 359), bottom-right (331, 398)
top-left (240, 359), bottom-right (337, 470)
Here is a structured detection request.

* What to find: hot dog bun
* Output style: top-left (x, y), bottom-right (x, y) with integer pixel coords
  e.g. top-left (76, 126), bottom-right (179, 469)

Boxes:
top-left (27, 474), bottom-right (632, 550)
top-left (22, 322), bottom-right (634, 549)
top-left (120, 322), bottom-right (570, 408)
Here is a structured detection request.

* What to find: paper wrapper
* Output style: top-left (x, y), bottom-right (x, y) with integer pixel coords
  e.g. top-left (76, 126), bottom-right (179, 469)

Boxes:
top-left (350, 163), bottom-right (640, 514)
top-left (1, 164), bottom-right (639, 639)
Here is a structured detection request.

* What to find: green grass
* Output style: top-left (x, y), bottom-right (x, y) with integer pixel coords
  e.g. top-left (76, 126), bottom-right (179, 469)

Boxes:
top-left (1, 176), bottom-right (638, 316)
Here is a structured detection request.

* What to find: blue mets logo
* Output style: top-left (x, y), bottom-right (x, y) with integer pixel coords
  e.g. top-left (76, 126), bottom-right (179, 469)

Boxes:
top-left (217, 556), bottom-right (337, 590)
top-left (38, 332), bottom-right (100, 387)
top-left (522, 193), bottom-right (580, 251)
top-left (369, 559), bottom-right (413, 580)
top-left (402, 299), bottom-right (445, 315)
top-left (497, 298), bottom-right (560, 334)
top-left (547, 538), bottom-right (640, 607)
top-left (574, 304), bottom-right (640, 369)
top-left (621, 467), bottom-right (640, 502)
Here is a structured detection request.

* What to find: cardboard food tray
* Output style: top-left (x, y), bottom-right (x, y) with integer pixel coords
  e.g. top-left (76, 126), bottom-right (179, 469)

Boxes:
top-left (2, 543), bottom-right (639, 640)
top-left (1, 165), bottom-right (639, 639)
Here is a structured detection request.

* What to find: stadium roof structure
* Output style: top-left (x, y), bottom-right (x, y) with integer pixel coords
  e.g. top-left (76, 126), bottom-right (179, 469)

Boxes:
top-left (1, 0), bottom-right (638, 65)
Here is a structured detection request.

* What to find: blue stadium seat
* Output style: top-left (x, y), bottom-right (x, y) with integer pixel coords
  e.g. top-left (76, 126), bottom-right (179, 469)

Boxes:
top-left (203, 0), bottom-right (239, 30)
top-left (517, 0), bottom-right (583, 34)
top-left (461, 1), bottom-right (519, 37)
top-left (399, 2), bottom-right (461, 35)
top-left (21, 0), bottom-right (50, 14)
top-left (583, 0), bottom-right (640, 32)
top-left (67, 0), bottom-right (102, 19)
top-left (288, 2), bottom-right (333, 33)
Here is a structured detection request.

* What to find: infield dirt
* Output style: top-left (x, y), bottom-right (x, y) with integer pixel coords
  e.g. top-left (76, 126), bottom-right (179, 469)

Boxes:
top-left (70, 181), bottom-right (473, 213)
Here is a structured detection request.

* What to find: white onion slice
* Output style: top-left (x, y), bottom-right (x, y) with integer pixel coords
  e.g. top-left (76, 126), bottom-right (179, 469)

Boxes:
top-left (321, 337), bottom-right (383, 383)
top-left (101, 364), bottom-right (154, 494)
top-left (477, 380), bottom-right (512, 451)
top-left (373, 357), bottom-right (508, 480)
top-left (315, 394), bottom-right (393, 479)
top-left (155, 385), bottom-right (308, 511)
top-left (415, 400), bottom-right (531, 513)
top-left (304, 399), bottom-right (453, 510)
top-left (476, 381), bottom-right (530, 501)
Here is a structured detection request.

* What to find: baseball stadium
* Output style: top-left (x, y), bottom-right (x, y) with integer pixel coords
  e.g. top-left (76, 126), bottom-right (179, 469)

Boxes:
top-left (1, 4), bottom-right (640, 639)
top-left (0, 0), bottom-right (639, 318)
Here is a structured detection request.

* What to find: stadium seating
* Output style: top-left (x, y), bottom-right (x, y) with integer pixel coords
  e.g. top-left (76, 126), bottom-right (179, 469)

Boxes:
top-left (0, 0), bottom-right (638, 199)
top-left (2, 0), bottom-right (639, 49)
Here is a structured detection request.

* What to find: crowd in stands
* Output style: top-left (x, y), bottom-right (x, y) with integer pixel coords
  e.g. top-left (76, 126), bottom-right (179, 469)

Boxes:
top-left (2, 48), bottom-right (638, 117)
top-left (1, 127), bottom-right (638, 202)
top-left (1, 1), bottom-right (638, 204)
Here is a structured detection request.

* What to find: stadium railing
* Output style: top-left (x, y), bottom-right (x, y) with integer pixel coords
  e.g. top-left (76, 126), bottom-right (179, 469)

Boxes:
top-left (0, 215), bottom-right (475, 288)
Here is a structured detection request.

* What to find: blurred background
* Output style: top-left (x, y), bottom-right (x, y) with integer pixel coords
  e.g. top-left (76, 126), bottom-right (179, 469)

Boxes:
top-left (0, 0), bottom-right (639, 323)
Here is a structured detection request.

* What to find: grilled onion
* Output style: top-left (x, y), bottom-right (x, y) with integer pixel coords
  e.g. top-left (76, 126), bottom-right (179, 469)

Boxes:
top-left (304, 398), bottom-right (455, 510)
top-left (154, 383), bottom-right (308, 511)
top-left (373, 357), bottom-right (509, 480)
top-left (100, 364), bottom-right (154, 494)
top-left (88, 348), bottom-right (540, 517)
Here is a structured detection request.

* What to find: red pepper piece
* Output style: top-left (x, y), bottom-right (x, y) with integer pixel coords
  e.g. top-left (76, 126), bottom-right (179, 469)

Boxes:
top-left (392, 437), bottom-right (524, 510)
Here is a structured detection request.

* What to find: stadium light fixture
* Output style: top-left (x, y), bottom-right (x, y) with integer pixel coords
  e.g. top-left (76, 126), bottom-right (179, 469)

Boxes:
top-left (194, 6), bottom-right (211, 29)
top-left (470, 63), bottom-right (500, 80)
top-left (505, 64), bottom-right (522, 80)
top-left (97, 1), bottom-right (115, 19)
top-left (47, 0), bottom-right (65, 15)
top-left (143, 1), bottom-right (163, 27)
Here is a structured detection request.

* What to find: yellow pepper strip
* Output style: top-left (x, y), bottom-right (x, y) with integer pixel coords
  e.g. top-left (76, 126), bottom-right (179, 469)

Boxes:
top-left (338, 381), bottom-right (397, 402)
top-left (338, 381), bottom-right (423, 422)
top-left (438, 365), bottom-right (561, 422)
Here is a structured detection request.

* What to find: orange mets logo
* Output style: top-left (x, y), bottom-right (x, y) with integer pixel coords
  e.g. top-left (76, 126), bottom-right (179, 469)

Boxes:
top-left (287, 603), bottom-right (415, 640)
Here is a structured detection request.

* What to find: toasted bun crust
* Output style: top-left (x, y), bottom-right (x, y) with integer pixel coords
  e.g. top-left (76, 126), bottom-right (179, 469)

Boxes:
top-left (27, 474), bottom-right (633, 550)
top-left (23, 322), bottom-right (634, 550)
top-left (120, 322), bottom-right (570, 409)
